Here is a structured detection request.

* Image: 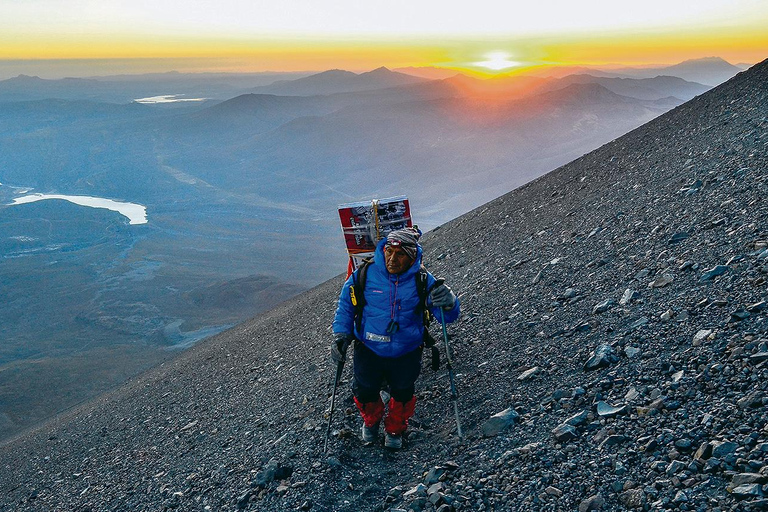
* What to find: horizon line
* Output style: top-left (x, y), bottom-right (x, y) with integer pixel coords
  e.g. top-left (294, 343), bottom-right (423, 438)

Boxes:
top-left (0, 55), bottom-right (760, 82)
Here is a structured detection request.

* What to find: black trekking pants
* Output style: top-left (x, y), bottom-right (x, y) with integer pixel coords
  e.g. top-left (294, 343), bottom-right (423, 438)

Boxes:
top-left (352, 339), bottom-right (422, 404)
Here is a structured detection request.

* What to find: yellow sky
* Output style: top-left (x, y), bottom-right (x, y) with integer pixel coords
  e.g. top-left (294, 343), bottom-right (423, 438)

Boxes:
top-left (1, 0), bottom-right (766, 74)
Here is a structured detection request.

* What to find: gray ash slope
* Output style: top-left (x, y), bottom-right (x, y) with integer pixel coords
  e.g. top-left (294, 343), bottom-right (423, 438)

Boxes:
top-left (1, 59), bottom-right (767, 512)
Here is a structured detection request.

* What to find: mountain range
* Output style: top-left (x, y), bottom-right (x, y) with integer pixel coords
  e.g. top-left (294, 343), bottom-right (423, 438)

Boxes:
top-left (397, 56), bottom-right (745, 86)
top-left (0, 57), bottom-right (765, 511)
top-left (251, 67), bottom-right (429, 96)
top-left (0, 57), bottom-right (741, 103)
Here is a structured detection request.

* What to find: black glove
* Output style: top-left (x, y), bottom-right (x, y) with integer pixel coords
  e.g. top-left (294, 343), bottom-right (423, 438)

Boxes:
top-left (331, 333), bottom-right (352, 364)
top-left (430, 282), bottom-right (456, 309)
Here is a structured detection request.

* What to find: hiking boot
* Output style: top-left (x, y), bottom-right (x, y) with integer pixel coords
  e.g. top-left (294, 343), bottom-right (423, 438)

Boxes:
top-left (384, 432), bottom-right (402, 449)
top-left (361, 422), bottom-right (379, 443)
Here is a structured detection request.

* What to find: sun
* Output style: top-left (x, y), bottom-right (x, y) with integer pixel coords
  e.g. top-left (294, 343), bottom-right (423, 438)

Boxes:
top-left (474, 51), bottom-right (521, 71)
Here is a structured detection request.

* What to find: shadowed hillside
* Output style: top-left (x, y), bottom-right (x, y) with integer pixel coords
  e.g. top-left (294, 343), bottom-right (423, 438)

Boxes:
top-left (0, 59), bottom-right (766, 511)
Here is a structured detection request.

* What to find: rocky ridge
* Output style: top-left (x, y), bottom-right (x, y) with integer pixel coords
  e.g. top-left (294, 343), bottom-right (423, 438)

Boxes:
top-left (0, 59), bottom-right (766, 511)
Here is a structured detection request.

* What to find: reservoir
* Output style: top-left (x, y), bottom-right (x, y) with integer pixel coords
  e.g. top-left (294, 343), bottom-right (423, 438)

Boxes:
top-left (10, 193), bottom-right (148, 225)
top-left (134, 95), bottom-right (207, 104)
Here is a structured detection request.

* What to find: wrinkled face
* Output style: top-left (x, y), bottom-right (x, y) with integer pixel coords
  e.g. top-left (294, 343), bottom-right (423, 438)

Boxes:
top-left (384, 245), bottom-right (414, 275)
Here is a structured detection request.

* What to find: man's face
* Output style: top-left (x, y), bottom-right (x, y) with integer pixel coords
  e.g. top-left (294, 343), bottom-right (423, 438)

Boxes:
top-left (384, 245), bottom-right (414, 275)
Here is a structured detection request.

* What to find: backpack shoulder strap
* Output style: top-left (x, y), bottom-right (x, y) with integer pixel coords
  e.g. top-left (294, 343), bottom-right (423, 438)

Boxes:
top-left (350, 258), bottom-right (373, 334)
top-left (417, 266), bottom-right (440, 369)
top-left (415, 265), bottom-right (432, 328)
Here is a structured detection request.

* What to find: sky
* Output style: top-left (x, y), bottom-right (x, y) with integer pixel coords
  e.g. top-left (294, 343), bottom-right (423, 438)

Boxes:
top-left (1, 0), bottom-right (767, 77)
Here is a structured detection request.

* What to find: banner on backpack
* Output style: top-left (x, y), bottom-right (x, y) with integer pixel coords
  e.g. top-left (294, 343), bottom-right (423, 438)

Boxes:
top-left (338, 196), bottom-right (412, 273)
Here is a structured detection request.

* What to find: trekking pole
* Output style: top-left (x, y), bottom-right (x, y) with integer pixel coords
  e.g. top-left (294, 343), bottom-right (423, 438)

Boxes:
top-left (436, 279), bottom-right (463, 440)
top-left (323, 359), bottom-right (345, 453)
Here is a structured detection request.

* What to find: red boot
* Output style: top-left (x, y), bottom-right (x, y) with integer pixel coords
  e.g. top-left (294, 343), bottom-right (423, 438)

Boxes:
top-left (354, 397), bottom-right (384, 443)
top-left (384, 397), bottom-right (416, 449)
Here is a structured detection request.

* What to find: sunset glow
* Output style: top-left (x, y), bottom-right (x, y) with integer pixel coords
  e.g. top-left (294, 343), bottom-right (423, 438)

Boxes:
top-left (0, 0), bottom-right (766, 77)
top-left (474, 52), bottom-right (521, 71)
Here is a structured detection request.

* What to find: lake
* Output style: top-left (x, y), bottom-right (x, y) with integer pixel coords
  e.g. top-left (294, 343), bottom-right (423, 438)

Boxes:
top-left (9, 193), bottom-right (148, 225)
top-left (134, 94), bottom-right (207, 104)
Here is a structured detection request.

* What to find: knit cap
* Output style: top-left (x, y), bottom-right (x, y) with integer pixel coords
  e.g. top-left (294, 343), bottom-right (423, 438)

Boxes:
top-left (385, 227), bottom-right (421, 260)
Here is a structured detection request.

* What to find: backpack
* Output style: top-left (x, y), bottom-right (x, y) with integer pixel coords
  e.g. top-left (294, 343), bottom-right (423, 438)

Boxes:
top-left (349, 258), bottom-right (440, 370)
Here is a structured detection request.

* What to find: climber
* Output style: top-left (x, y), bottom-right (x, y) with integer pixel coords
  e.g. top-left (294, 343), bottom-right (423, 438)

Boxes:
top-left (331, 227), bottom-right (460, 449)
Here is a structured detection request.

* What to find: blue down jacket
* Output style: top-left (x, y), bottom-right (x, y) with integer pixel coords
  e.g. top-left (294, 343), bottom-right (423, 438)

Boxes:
top-left (333, 238), bottom-right (460, 358)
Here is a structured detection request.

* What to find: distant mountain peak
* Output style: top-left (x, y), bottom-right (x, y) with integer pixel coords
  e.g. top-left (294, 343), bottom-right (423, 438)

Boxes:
top-left (443, 74), bottom-right (482, 86)
top-left (314, 69), bottom-right (357, 77)
top-left (680, 56), bottom-right (729, 64)
top-left (251, 65), bottom-right (426, 95)
top-left (364, 66), bottom-right (393, 75)
top-left (392, 66), bottom-right (461, 80)
top-left (11, 74), bottom-right (44, 82)
top-left (670, 56), bottom-right (738, 69)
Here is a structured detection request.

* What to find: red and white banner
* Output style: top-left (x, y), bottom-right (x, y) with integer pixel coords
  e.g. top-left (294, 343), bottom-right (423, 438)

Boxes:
top-left (338, 196), bottom-right (413, 276)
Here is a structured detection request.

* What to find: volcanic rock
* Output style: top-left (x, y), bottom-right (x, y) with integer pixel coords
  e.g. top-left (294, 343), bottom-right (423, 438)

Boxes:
top-left (584, 344), bottom-right (619, 371)
top-left (481, 408), bottom-right (520, 437)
